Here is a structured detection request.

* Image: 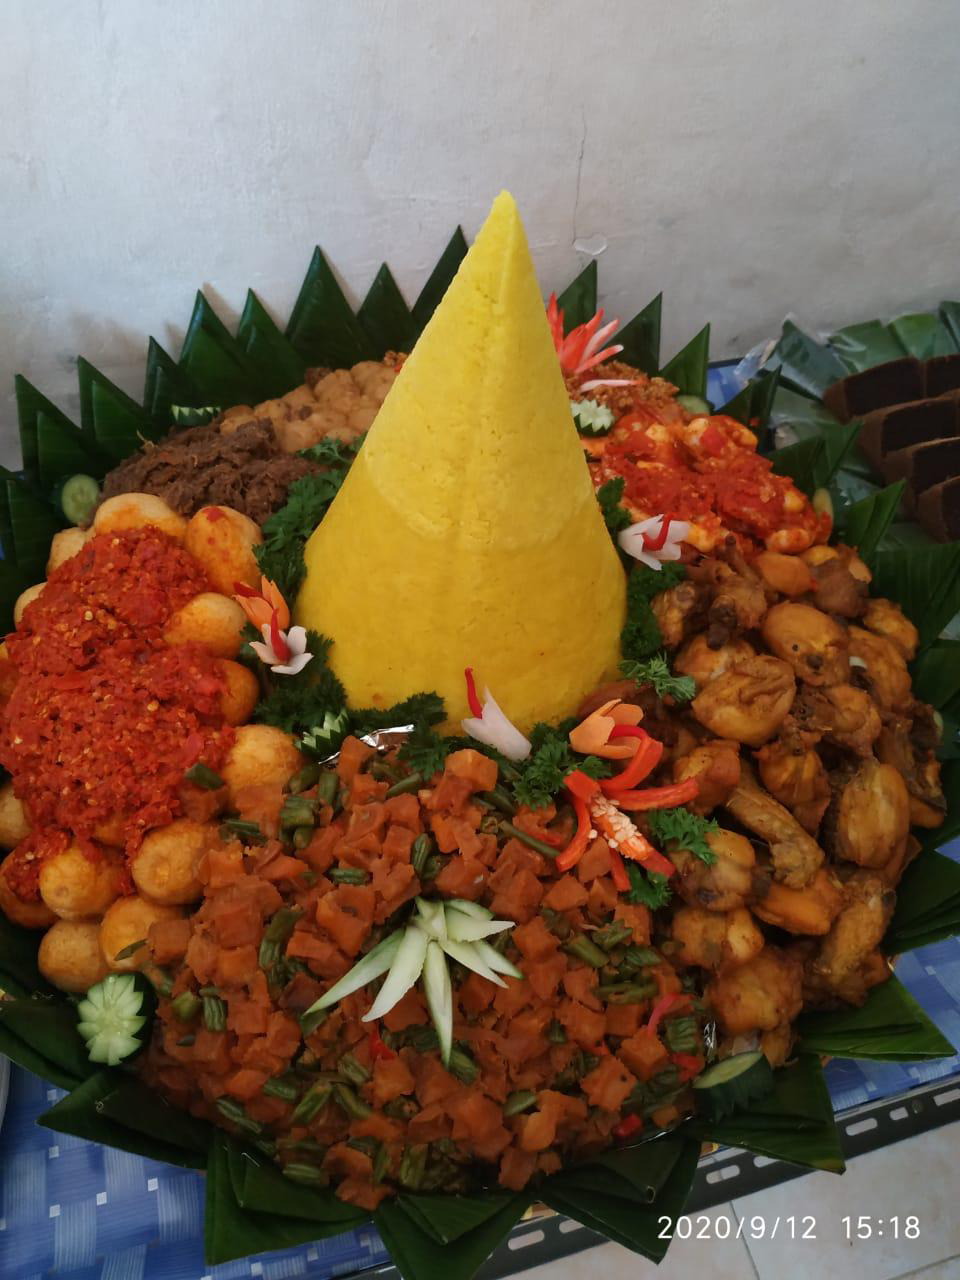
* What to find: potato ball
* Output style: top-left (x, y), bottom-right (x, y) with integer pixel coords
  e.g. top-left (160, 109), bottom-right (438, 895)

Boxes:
top-left (218, 405), bottom-right (254, 435)
top-left (39, 920), bottom-right (111, 993)
top-left (99, 895), bottom-right (183, 971)
top-left (164, 592), bottom-right (247, 658)
top-left (38, 844), bottom-right (124, 920)
top-left (222, 724), bottom-right (304, 804)
top-left (184, 506), bottom-right (263, 595)
top-left (47, 526), bottom-right (89, 574)
top-left (218, 660), bottom-right (259, 725)
top-left (0, 783), bottom-right (30, 849)
top-left (131, 819), bottom-right (217, 904)
top-left (0, 853), bottom-right (56, 928)
top-left (14, 583), bottom-right (44, 625)
top-left (93, 492), bottom-right (187, 542)
top-left (92, 813), bottom-right (126, 847)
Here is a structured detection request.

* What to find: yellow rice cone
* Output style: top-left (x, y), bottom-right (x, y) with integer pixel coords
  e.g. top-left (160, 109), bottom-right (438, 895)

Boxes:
top-left (297, 190), bottom-right (626, 730)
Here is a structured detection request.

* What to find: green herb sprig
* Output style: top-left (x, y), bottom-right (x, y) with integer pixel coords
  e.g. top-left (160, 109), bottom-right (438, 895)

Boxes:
top-left (647, 807), bottom-right (718, 864)
top-left (620, 653), bottom-right (696, 703)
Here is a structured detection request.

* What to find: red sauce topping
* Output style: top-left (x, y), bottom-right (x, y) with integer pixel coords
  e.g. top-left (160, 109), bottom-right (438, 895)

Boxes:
top-left (2, 528), bottom-right (233, 856)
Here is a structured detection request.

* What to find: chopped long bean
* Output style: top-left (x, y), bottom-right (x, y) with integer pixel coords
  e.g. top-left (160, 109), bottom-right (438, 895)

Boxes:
top-left (503, 1090), bottom-right (537, 1117)
top-left (499, 822), bottom-right (559, 859)
top-left (287, 763), bottom-right (320, 794)
top-left (291, 1083), bottom-right (332, 1125)
top-left (411, 834), bottom-right (433, 877)
top-left (315, 772), bottom-right (339, 807)
top-left (385, 772), bottom-right (422, 798)
top-left (334, 1083), bottom-right (371, 1119)
top-left (283, 1162), bottom-right (329, 1186)
top-left (329, 866), bottom-right (369, 885)
top-left (339, 1053), bottom-right (370, 1086)
top-left (563, 935), bottom-right (608, 968)
top-left (184, 762), bottom-right (225, 790)
top-left (202, 995), bottom-right (227, 1031)
top-left (263, 1077), bottom-right (300, 1101)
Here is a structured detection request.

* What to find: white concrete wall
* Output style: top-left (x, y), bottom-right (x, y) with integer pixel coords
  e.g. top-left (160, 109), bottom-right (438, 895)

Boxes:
top-left (2, 0), bottom-right (959, 466)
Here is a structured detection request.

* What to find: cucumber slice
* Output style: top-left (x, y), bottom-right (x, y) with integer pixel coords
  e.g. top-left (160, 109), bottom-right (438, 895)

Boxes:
top-left (171, 404), bottom-right (222, 427)
top-left (301, 708), bottom-right (351, 758)
top-left (692, 1049), bottom-right (774, 1120)
top-left (60, 474), bottom-right (101, 525)
top-left (76, 972), bottom-right (155, 1066)
top-left (675, 394), bottom-right (713, 416)
top-left (571, 398), bottom-right (615, 436)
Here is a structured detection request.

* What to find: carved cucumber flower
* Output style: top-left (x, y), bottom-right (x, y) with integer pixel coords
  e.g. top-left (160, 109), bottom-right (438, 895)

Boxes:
top-left (303, 897), bottom-right (522, 1065)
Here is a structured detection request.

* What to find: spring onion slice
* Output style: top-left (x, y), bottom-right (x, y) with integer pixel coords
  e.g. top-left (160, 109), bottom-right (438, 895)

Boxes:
top-left (305, 928), bottom-right (404, 1015)
top-left (440, 936), bottom-right (506, 987)
top-left (76, 973), bottom-right (149, 1066)
top-left (363, 926), bottom-right (429, 1022)
top-left (422, 939), bottom-right (453, 1065)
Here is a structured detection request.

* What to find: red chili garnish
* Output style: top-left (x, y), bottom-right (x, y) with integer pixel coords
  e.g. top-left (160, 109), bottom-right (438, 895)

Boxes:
top-left (564, 769), bottom-right (601, 803)
top-left (613, 1113), bottom-right (644, 1140)
top-left (671, 1052), bottom-right (703, 1082)
top-left (640, 516), bottom-right (675, 553)
top-left (615, 778), bottom-right (700, 812)
top-left (268, 609), bottom-right (292, 663)
top-left (699, 423), bottom-right (727, 456)
top-left (555, 791), bottom-right (593, 872)
top-left (607, 846), bottom-right (631, 893)
top-left (464, 667), bottom-right (484, 718)
top-left (645, 992), bottom-right (691, 1039)
top-left (600, 730), bottom-right (663, 795)
top-left (368, 1025), bottom-right (396, 1061)
top-left (233, 580), bottom-right (259, 598)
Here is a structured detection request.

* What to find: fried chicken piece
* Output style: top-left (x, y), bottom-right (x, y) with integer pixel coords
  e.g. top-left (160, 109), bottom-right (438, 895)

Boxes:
top-left (691, 656), bottom-right (796, 747)
top-left (806, 872), bottom-right (894, 1002)
top-left (863, 598), bottom-right (919, 661)
top-left (651, 580), bottom-right (704, 648)
top-left (269, 360), bottom-right (399, 453)
top-left (753, 551), bottom-right (817, 598)
top-left (792, 683), bottom-right (882, 757)
top-left (876, 719), bottom-right (946, 829)
top-left (752, 868), bottom-right (844, 935)
top-left (761, 602), bottom-right (850, 687)
top-left (716, 1023), bottom-right (796, 1069)
top-left (829, 759), bottom-right (910, 869)
top-left (703, 561), bottom-right (769, 643)
top-left (877, 833), bottom-right (921, 888)
top-left (674, 634), bottom-right (756, 691)
top-left (672, 741), bottom-right (741, 814)
top-left (723, 763), bottom-right (824, 888)
top-left (804, 550), bottom-right (870, 618)
top-left (670, 829), bottom-right (766, 912)
top-left (755, 724), bottom-right (831, 833)
top-left (707, 946), bottom-right (804, 1036)
top-left (671, 905), bottom-right (765, 970)
top-left (847, 628), bottom-right (913, 712)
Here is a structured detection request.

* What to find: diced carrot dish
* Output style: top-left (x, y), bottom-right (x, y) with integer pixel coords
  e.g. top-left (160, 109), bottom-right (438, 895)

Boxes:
top-left (140, 738), bottom-right (703, 1210)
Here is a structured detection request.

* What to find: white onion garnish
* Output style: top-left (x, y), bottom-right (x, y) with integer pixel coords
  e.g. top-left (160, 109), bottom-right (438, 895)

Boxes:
top-left (462, 689), bottom-right (532, 761)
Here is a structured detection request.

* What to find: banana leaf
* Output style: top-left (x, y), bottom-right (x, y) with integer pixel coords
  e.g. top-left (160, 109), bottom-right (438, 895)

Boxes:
top-left (839, 481), bottom-right (906, 565)
top-left (556, 260), bottom-right (598, 330)
top-left (179, 292), bottom-right (264, 405)
top-left (2, 470), bottom-right (63, 580)
top-left (236, 1147), bottom-right (371, 1227)
top-left (616, 293), bottom-right (662, 376)
top-left (870, 543), bottom-right (960, 650)
top-left (797, 976), bottom-right (955, 1060)
top-left (411, 227), bottom-right (468, 333)
top-left (358, 263), bottom-right (418, 358)
top-left (0, 915), bottom-right (56, 1000)
top-left (376, 1188), bottom-right (530, 1280)
top-left (236, 290), bottom-right (307, 398)
top-left (77, 357), bottom-right (165, 462)
top-left (910, 642), bottom-right (960, 713)
top-left (772, 320), bottom-right (847, 399)
top-left (14, 375), bottom-right (88, 483)
top-left (939, 301), bottom-right (960, 350)
top-left (687, 1056), bottom-right (844, 1173)
top-left (398, 1192), bottom-right (521, 1246)
top-left (0, 997), bottom-right (96, 1083)
top-left (721, 367), bottom-right (780, 436)
top-left (143, 336), bottom-right (199, 426)
top-left (660, 325), bottom-right (710, 398)
top-left (285, 247), bottom-right (374, 369)
top-left (768, 436), bottom-right (824, 495)
top-left (887, 850), bottom-right (960, 951)
top-left (888, 313), bottom-right (957, 360)
top-left (829, 320), bottom-right (905, 372)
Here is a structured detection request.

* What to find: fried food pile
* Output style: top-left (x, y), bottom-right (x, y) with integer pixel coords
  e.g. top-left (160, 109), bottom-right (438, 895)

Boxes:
top-left (634, 540), bottom-right (944, 1064)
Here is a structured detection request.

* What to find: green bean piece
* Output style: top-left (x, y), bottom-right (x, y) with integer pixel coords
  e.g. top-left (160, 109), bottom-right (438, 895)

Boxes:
top-left (280, 1137), bottom-right (327, 1155)
top-left (479, 786), bottom-right (517, 816)
top-left (333, 1083), bottom-right (372, 1119)
top-left (403, 1025), bottom-right (440, 1054)
top-left (384, 1096), bottom-right (420, 1120)
top-left (170, 990), bottom-right (202, 1022)
top-left (263, 1076), bottom-right (301, 1101)
top-left (329, 866), bottom-right (369, 885)
top-left (373, 1143), bottom-right (391, 1184)
top-left (148, 968), bottom-right (174, 997)
top-left (503, 1090), bottom-right (537, 1117)
top-left (346, 1136), bottom-right (379, 1157)
top-left (339, 1053), bottom-right (370, 1086)
top-left (591, 920), bottom-right (634, 952)
top-left (176, 1034), bottom-right (195, 1047)
top-left (541, 907), bottom-right (572, 940)
top-left (619, 946), bottom-right (662, 973)
top-left (184, 762), bottom-right (225, 790)
top-left (254, 1138), bottom-right (278, 1157)
top-left (385, 772), bottom-right (422, 798)
top-left (283, 1162), bottom-right (330, 1186)
top-left (563, 935), bottom-right (608, 968)
top-left (280, 796), bottom-right (315, 829)
top-left (259, 907), bottom-right (303, 971)
top-left (447, 1048), bottom-right (478, 1085)
top-left (479, 814), bottom-right (501, 834)
top-left (202, 995), bottom-right (227, 1032)
top-left (546, 1019), bottom-right (566, 1044)
top-left (315, 771), bottom-right (340, 807)
top-left (198, 985), bottom-right (221, 996)
top-left (288, 763), bottom-right (320, 795)
top-left (596, 981), bottom-right (657, 1004)
top-left (370, 761), bottom-right (400, 782)
top-left (299, 1007), bottom-right (330, 1037)
top-left (113, 938), bottom-right (147, 962)
top-left (663, 1015), bottom-right (699, 1054)
top-left (499, 822), bottom-right (559, 859)
top-left (398, 1144), bottom-right (428, 1190)
top-left (411, 833), bottom-right (434, 877)
top-left (215, 1097), bottom-right (262, 1134)
top-left (291, 1083), bottom-right (332, 1125)
top-left (293, 829), bottom-right (315, 851)
top-left (220, 818), bottom-right (266, 844)
top-left (421, 854), bottom-right (444, 881)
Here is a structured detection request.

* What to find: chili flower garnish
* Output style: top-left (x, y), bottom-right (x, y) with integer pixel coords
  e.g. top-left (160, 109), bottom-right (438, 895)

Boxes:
top-left (546, 296), bottom-right (624, 376)
top-left (617, 515), bottom-right (691, 570)
top-left (233, 576), bottom-right (289, 630)
top-left (233, 576), bottom-right (313, 676)
top-left (461, 668), bottom-right (531, 761)
top-left (568, 698), bottom-right (644, 760)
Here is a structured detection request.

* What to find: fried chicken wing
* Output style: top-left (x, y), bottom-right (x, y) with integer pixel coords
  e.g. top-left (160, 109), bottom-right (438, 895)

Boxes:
top-left (753, 551), bottom-right (817, 598)
top-left (829, 759), bottom-right (910, 869)
top-left (752, 868), bottom-right (844, 935)
top-left (652, 580), bottom-right (705, 648)
top-left (704, 562), bottom-right (769, 641)
top-left (724, 763), bottom-right (824, 888)
top-left (792, 683), bottom-right (882, 756)
top-left (672, 740), bottom-right (742, 814)
top-left (755, 724), bottom-right (831, 833)
top-left (761, 602), bottom-right (850, 686)
top-left (671, 905), bottom-right (765, 970)
top-left (691, 656), bottom-right (796, 747)
top-left (863, 598), bottom-right (919, 661)
top-left (806, 872), bottom-right (894, 1003)
top-left (670, 829), bottom-right (766, 912)
top-left (674, 634), bottom-right (756, 691)
top-left (804, 546), bottom-right (870, 618)
top-left (707, 946), bottom-right (804, 1035)
top-left (876, 720), bottom-right (946, 830)
top-left (848, 627), bottom-right (913, 712)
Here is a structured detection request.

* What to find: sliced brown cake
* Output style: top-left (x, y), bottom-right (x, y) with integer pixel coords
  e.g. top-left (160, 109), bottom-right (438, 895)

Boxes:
top-left (823, 356), bottom-right (925, 422)
top-left (917, 476), bottom-right (960, 541)
top-left (857, 393), bottom-right (960, 470)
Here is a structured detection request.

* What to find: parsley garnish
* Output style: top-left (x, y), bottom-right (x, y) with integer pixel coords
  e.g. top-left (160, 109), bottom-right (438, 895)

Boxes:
top-left (351, 692), bottom-right (446, 739)
top-left (253, 631), bottom-right (347, 736)
top-left (298, 436), bottom-right (364, 467)
top-left (511, 724), bottom-right (611, 810)
top-left (620, 653), bottom-right (696, 703)
top-left (625, 865), bottom-right (673, 909)
top-left (596, 478), bottom-right (632, 536)
top-left (646, 807), bottom-right (718, 864)
top-left (620, 562), bottom-right (686, 662)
